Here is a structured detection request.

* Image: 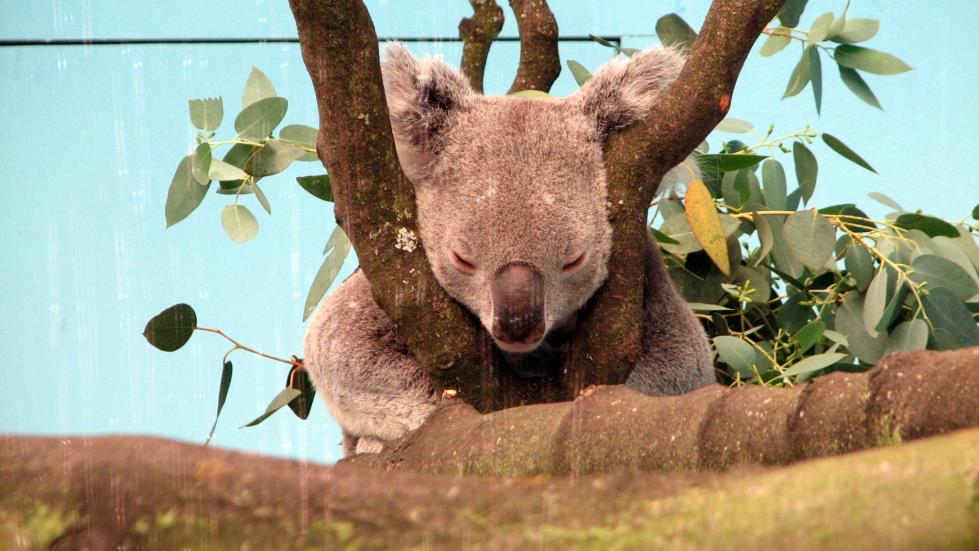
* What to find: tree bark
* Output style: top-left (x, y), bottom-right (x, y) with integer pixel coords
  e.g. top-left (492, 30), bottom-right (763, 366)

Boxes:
top-left (564, 0), bottom-right (787, 387)
top-left (352, 348), bottom-right (979, 476)
top-left (459, 0), bottom-right (505, 93)
top-left (506, 0), bottom-right (561, 94)
top-left (3, 428), bottom-right (976, 549)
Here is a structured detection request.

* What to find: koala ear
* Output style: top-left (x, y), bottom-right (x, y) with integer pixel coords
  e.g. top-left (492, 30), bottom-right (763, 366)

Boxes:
top-left (382, 43), bottom-right (475, 180)
top-left (572, 47), bottom-right (684, 136)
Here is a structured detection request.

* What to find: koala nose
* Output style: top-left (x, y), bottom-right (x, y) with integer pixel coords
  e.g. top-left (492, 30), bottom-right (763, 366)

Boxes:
top-left (491, 262), bottom-right (545, 348)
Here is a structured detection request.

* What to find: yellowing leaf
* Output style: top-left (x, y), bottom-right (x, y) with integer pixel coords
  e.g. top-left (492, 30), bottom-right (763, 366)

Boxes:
top-left (684, 179), bottom-right (731, 276)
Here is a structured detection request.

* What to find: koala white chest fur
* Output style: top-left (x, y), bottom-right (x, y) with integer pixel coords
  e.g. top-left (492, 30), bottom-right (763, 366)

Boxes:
top-left (304, 44), bottom-right (714, 456)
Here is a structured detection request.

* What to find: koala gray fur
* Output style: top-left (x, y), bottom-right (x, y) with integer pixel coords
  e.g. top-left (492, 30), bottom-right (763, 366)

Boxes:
top-left (304, 44), bottom-right (714, 456)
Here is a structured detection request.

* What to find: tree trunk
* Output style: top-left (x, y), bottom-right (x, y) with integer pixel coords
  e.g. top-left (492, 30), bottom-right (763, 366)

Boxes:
top-left (459, 0), bottom-right (504, 93)
top-left (506, 0), bottom-right (561, 94)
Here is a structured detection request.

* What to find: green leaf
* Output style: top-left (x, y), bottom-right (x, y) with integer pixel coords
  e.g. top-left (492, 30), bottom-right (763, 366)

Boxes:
top-left (835, 292), bottom-right (887, 364)
top-left (883, 319), bottom-right (928, 356)
top-left (834, 45), bottom-right (912, 75)
top-left (867, 192), bottom-right (902, 211)
top-left (303, 226), bottom-right (353, 320)
top-left (845, 243), bottom-right (874, 292)
top-left (778, 293), bottom-right (815, 333)
top-left (838, 66), bottom-right (882, 110)
top-left (661, 212), bottom-right (740, 256)
top-left (714, 119), bottom-right (753, 133)
top-left (760, 31), bottom-right (791, 57)
top-left (807, 12), bottom-right (834, 44)
top-left (769, 216), bottom-right (806, 280)
top-left (245, 141), bottom-right (306, 177)
top-left (143, 303), bottom-right (197, 352)
top-left (218, 143), bottom-right (260, 188)
top-left (589, 34), bottom-right (618, 49)
top-left (165, 155), bottom-right (209, 228)
top-left (509, 90), bottom-right (555, 99)
top-left (921, 287), bottom-right (979, 349)
top-left (252, 182), bottom-right (271, 215)
top-left (279, 124), bottom-right (318, 161)
top-left (753, 213), bottom-right (775, 266)
top-left (698, 153), bottom-right (767, 173)
top-left (241, 387), bottom-right (302, 428)
top-left (819, 203), bottom-right (875, 232)
top-left (191, 143), bottom-right (212, 186)
top-left (863, 269), bottom-right (888, 337)
top-left (189, 97), bottom-right (223, 131)
top-left (822, 133), bottom-right (877, 173)
top-left (783, 48), bottom-right (811, 99)
top-left (655, 13), bottom-right (697, 49)
top-left (761, 159), bottom-right (787, 210)
top-left (783, 209), bottom-right (836, 271)
top-left (793, 142), bottom-right (818, 204)
top-left (650, 227), bottom-right (679, 245)
top-left (807, 46), bottom-right (822, 113)
top-left (778, 0), bottom-right (809, 28)
top-left (566, 60), bottom-right (592, 87)
top-left (286, 365), bottom-right (316, 420)
top-left (296, 174), bottom-right (334, 202)
top-left (685, 179), bottom-right (731, 275)
top-left (687, 302), bottom-right (732, 312)
top-left (713, 336), bottom-right (761, 378)
top-left (782, 352), bottom-right (847, 378)
top-left (972, 204), bottom-right (979, 220)
top-left (893, 214), bottom-right (959, 238)
top-left (220, 204), bottom-right (259, 244)
top-left (205, 360), bottom-right (233, 446)
top-left (242, 66), bottom-right (276, 109)
top-left (235, 97), bottom-right (288, 140)
top-left (875, 282), bottom-right (908, 333)
top-left (910, 254), bottom-right (979, 300)
top-left (208, 158), bottom-right (249, 181)
top-left (794, 320), bottom-right (826, 354)
top-left (831, 18), bottom-right (879, 43)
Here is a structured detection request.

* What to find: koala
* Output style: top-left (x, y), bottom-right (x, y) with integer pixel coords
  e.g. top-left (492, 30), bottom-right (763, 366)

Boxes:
top-left (304, 44), bottom-right (714, 456)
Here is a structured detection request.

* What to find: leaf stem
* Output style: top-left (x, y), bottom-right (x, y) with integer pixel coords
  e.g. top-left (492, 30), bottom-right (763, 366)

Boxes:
top-left (194, 326), bottom-right (302, 368)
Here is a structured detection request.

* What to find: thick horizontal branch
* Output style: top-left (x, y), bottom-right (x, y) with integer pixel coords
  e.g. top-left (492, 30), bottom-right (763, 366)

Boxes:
top-left (355, 348), bottom-right (979, 476)
top-left (459, 0), bottom-right (505, 93)
top-left (288, 0), bottom-right (498, 407)
top-left (565, 0), bottom-right (787, 385)
top-left (507, 0), bottom-right (561, 93)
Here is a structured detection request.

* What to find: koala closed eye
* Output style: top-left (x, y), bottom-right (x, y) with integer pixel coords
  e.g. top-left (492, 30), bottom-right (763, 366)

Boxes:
top-left (451, 250), bottom-right (477, 274)
top-left (561, 251), bottom-right (588, 273)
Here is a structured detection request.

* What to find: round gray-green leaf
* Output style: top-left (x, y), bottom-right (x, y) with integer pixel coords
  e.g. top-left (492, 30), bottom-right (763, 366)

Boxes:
top-left (191, 143), bottom-right (212, 186)
top-left (245, 141), bottom-right (306, 177)
top-left (831, 18), bottom-right (879, 44)
top-left (910, 254), bottom-right (979, 300)
top-left (280, 124), bottom-right (319, 162)
top-left (762, 159), bottom-right (787, 210)
top-left (835, 292), bottom-right (887, 364)
top-left (862, 269), bottom-right (888, 337)
top-left (845, 242), bottom-right (874, 291)
top-left (783, 209), bottom-right (836, 271)
top-left (893, 214), bottom-right (959, 238)
top-left (883, 319), bottom-right (928, 356)
top-left (208, 158), bottom-right (248, 181)
top-left (713, 336), bottom-right (759, 378)
top-left (165, 155), bottom-right (210, 228)
top-left (834, 45), bottom-right (912, 75)
top-left (782, 352), bottom-right (847, 378)
top-left (655, 13), bottom-right (697, 49)
top-left (143, 303), bottom-right (197, 352)
top-left (760, 31), bottom-right (791, 57)
top-left (777, 0), bottom-right (809, 28)
top-left (189, 97), bottom-right (223, 131)
top-left (242, 66), bottom-right (276, 109)
top-left (921, 287), bottom-right (979, 349)
top-left (296, 174), bottom-right (333, 202)
top-left (235, 97), bottom-right (288, 141)
top-left (566, 60), bottom-right (592, 87)
top-left (220, 204), bottom-right (259, 243)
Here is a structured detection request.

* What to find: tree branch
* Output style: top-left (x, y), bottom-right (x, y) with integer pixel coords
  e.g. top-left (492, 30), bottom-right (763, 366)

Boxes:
top-left (355, 347), bottom-right (979, 476)
top-left (459, 0), bottom-right (505, 93)
top-left (565, 0), bottom-right (787, 385)
top-left (288, 0), bottom-right (498, 408)
top-left (506, 0), bottom-right (561, 94)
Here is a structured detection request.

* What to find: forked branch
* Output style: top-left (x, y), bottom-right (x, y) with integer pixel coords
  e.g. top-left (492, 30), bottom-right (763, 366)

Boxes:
top-left (459, 0), bottom-right (505, 93)
top-left (507, 0), bottom-right (561, 93)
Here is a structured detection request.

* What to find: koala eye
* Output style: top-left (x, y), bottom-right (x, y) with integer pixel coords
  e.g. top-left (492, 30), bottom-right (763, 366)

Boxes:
top-left (451, 250), bottom-right (477, 274)
top-left (561, 251), bottom-right (588, 273)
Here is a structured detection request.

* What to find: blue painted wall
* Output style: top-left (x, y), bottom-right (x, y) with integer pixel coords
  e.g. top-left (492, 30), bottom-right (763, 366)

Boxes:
top-left (1, 1), bottom-right (976, 463)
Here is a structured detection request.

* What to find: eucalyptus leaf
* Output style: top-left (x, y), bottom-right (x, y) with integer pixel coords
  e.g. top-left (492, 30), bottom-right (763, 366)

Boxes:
top-left (286, 365), bottom-right (317, 420)
top-left (698, 153), bottom-right (767, 173)
top-left (713, 336), bottom-right (760, 378)
top-left (819, 203), bottom-right (875, 232)
top-left (835, 292), bottom-right (887, 364)
top-left (777, 293), bottom-right (815, 333)
top-left (685, 179), bottom-right (731, 275)
top-left (252, 182), bottom-right (272, 215)
top-left (921, 287), bottom-right (979, 349)
top-left (760, 32), bottom-right (791, 57)
top-left (778, 0), bottom-right (809, 28)
top-left (875, 281), bottom-right (908, 333)
top-left (832, 18), bottom-right (879, 44)
top-left (783, 209), bottom-right (836, 271)
top-left (509, 90), bottom-right (554, 99)
top-left (242, 66), bottom-right (276, 109)
top-left (241, 387), bottom-right (302, 428)
top-left (807, 12), bottom-right (834, 44)
top-left (893, 214), bottom-right (959, 238)
top-left (807, 46), bottom-right (822, 113)
top-left (245, 141), bottom-right (306, 177)
top-left (205, 360), bottom-right (233, 445)
top-left (687, 302), bottom-right (733, 312)
top-left (651, 227), bottom-right (680, 245)
top-left (793, 142), bottom-right (818, 204)
top-left (566, 60), bottom-right (592, 87)
top-left (761, 159), bottom-right (787, 210)
top-left (235, 97), bottom-right (288, 140)
top-left (783, 49), bottom-right (812, 99)
top-left (165, 155), bottom-right (209, 228)
top-left (280, 124), bottom-right (319, 161)
top-left (296, 174), bottom-right (334, 202)
top-left (867, 192), bottom-right (902, 211)
top-left (782, 352), bottom-right (846, 378)
top-left (189, 97), bottom-right (223, 131)
top-left (863, 269), bottom-right (888, 337)
top-left (208, 158), bottom-right (249, 181)
top-left (794, 320), bottom-right (826, 354)
top-left (838, 66), bottom-right (882, 110)
top-left (834, 45), bottom-right (912, 75)
top-left (220, 204), bottom-right (259, 244)
top-left (303, 226), bottom-right (353, 320)
top-left (655, 13), bottom-right (697, 49)
top-left (768, 215), bottom-right (806, 280)
top-left (845, 243), bottom-right (874, 291)
top-left (714, 119), bottom-right (754, 133)
top-left (910, 254), bottom-right (979, 300)
top-left (192, 143), bottom-right (212, 186)
top-left (753, 213), bottom-right (775, 266)
top-left (143, 303), bottom-right (197, 352)
top-left (822, 133), bottom-right (877, 173)
top-left (883, 319), bottom-right (928, 355)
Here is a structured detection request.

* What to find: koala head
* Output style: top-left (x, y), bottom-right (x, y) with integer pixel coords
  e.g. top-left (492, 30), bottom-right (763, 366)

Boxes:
top-left (382, 44), bottom-right (682, 352)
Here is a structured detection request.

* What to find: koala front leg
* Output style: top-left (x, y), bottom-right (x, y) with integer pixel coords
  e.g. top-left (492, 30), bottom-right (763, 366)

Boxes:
top-left (626, 236), bottom-right (716, 396)
top-left (304, 270), bottom-right (437, 455)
